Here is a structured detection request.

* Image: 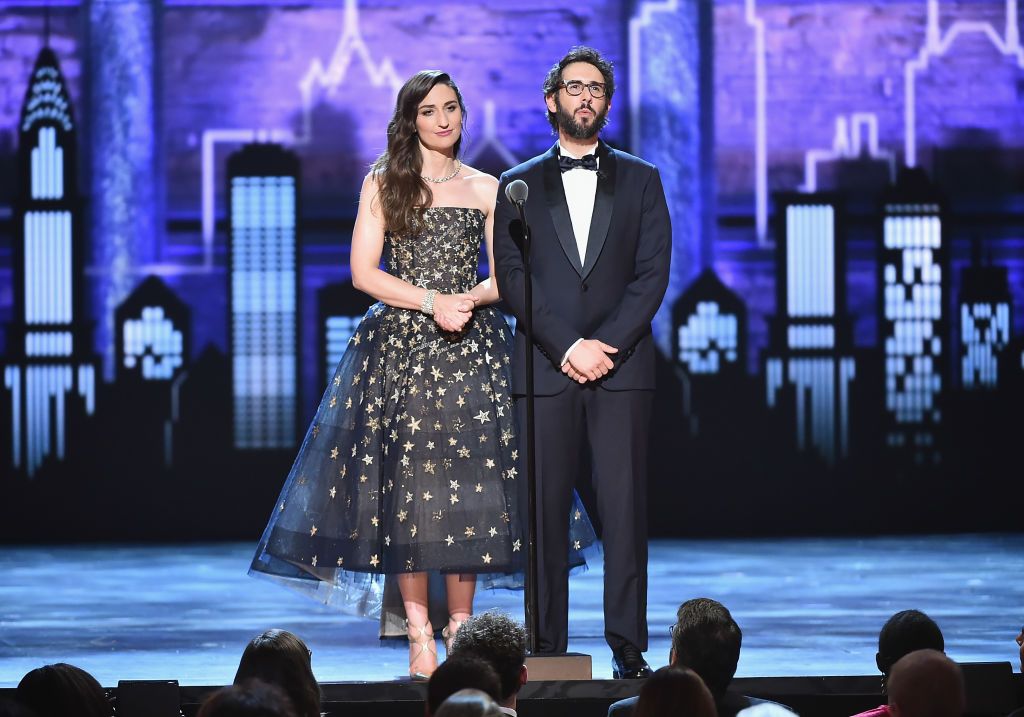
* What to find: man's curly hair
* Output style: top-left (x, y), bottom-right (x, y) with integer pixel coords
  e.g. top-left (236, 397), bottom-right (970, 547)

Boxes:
top-left (449, 612), bottom-right (527, 702)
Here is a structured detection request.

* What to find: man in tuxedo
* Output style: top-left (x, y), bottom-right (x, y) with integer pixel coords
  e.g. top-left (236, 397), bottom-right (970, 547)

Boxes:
top-left (493, 46), bottom-right (671, 678)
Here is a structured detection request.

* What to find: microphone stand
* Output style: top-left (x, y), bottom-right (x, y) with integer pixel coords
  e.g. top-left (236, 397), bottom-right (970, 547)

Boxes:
top-left (509, 186), bottom-right (590, 679)
top-left (512, 198), bottom-right (540, 655)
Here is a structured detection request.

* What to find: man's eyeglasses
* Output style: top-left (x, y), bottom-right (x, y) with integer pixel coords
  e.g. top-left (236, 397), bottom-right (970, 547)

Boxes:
top-left (559, 80), bottom-right (606, 98)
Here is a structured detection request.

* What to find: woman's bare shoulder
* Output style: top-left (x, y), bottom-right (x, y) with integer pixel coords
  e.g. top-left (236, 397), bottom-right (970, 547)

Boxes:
top-left (459, 165), bottom-right (498, 210)
top-left (361, 169), bottom-right (383, 191)
top-left (460, 164), bottom-right (498, 188)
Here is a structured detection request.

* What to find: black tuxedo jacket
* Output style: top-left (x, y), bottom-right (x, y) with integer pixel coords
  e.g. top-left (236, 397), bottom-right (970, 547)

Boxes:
top-left (493, 141), bottom-right (671, 396)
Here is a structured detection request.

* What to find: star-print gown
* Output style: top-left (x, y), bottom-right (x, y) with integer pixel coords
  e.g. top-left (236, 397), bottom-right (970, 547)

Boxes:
top-left (249, 206), bottom-right (596, 635)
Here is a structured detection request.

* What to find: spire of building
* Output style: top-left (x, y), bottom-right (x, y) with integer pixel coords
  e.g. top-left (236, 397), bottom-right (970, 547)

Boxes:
top-left (4, 46), bottom-right (98, 477)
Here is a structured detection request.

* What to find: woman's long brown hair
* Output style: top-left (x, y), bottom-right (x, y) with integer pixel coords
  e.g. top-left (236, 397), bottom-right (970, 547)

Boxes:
top-left (234, 629), bottom-right (321, 717)
top-left (371, 70), bottom-right (466, 237)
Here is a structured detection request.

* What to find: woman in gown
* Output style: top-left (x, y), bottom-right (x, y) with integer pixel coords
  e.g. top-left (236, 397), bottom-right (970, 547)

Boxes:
top-left (250, 69), bottom-right (594, 680)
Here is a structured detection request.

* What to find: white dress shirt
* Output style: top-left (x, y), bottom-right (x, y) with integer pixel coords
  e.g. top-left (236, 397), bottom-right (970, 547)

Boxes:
top-left (558, 141), bottom-right (599, 365)
top-left (559, 141), bottom-right (600, 266)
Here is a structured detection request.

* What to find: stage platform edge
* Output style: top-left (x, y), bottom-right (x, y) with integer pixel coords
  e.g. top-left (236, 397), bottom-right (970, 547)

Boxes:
top-left (185, 664), bottom-right (1024, 717)
top-left (1, 664), bottom-right (1020, 717)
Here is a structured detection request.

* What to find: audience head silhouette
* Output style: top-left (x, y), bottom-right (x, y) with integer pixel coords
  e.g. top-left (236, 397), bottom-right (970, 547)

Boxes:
top-left (876, 610), bottom-right (944, 678)
top-left (886, 649), bottom-right (964, 717)
top-left (670, 597), bottom-right (743, 697)
top-left (432, 689), bottom-right (503, 717)
top-left (426, 656), bottom-right (502, 716)
top-left (198, 680), bottom-right (298, 717)
top-left (16, 663), bottom-right (110, 717)
top-left (634, 665), bottom-right (716, 717)
top-left (234, 629), bottom-right (321, 717)
top-left (449, 611), bottom-right (528, 706)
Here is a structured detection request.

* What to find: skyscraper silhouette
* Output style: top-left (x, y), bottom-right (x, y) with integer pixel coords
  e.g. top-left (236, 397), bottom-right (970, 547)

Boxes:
top-left (958, 250), bottom-right (1011, 390)
top-left (879, 169), bottom-right (947, 466)
top-left (672, 267), bottom-right (746, 378)
top-left (227, 143), bottom-right (301, 450)
top-left (764, 194), bottom-right (856, 466)
top-left (2, 47), bottom-right (98, 477)
top-left (317, 280), bottom-right (373, 387)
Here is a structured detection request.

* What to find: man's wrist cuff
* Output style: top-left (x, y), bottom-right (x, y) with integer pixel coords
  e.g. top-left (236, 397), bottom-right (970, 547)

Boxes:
top-left (560, 338), bottom-right (584, 366)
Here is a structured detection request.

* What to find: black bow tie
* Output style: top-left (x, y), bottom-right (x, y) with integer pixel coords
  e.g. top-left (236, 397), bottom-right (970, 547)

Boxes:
top-left (558, 154), bottom-right (598, 173)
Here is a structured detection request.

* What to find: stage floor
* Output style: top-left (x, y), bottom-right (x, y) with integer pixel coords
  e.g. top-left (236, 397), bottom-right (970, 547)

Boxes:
top-left (1, 535), bottom-right (1022, 687)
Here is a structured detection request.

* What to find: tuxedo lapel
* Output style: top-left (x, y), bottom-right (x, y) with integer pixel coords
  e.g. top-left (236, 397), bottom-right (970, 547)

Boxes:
top-left (581, 142), bottom-right (616, 280)
top-left (541, 145), bottom-right (584, 276)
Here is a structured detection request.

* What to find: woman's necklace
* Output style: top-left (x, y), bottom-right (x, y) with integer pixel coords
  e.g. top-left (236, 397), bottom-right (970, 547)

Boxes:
top-left (422, 159), bottom-right (462, 184)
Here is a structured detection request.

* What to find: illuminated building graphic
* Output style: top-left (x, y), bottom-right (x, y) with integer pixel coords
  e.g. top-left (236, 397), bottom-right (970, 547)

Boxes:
top-left (324, 317), bottom-right (360, 382)
top-left (115, 276), bottom-right (190, 384)
top-left (672, 268), bottom-right (746, 377)
top-left (958, 257), bottom-right (1011, 390)
top-left (114, 275), bottom-right (192, 469)
top-left (228, 144), bottom-right (301, 449)
top-left (2, 47), bottom-right (97, 477)
top-left (880, 170), bottom-right (947, 464)
top-left (765, 194), bottom-right (856, 466)
top-left (799, 113), bottom-right (895, 193)
top-left (317, 281), bottom-right (373, 386)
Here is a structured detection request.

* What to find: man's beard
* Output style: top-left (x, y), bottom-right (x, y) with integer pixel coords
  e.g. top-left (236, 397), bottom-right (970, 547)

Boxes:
top-left (554, 96), bottom-right (608, 140)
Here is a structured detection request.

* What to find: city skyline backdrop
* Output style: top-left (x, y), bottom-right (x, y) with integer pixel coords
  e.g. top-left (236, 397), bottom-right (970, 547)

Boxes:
top-left (1, 0), bottom-right (1022, 539)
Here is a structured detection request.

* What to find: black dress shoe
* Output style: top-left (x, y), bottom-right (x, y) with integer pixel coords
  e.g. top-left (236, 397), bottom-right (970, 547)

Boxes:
top-left (611, 643), bottom-right (653, 679)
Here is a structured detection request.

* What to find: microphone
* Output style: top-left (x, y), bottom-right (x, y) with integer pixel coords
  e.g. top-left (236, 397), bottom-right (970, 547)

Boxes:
top-left (505, 179), bottom-right (528, 205)
top-left (505, 179), bottom-right (530, 252)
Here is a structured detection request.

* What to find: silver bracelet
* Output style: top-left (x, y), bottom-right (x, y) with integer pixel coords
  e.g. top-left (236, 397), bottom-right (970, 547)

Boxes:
top-left (419, 289), bottom-right (437, 316)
